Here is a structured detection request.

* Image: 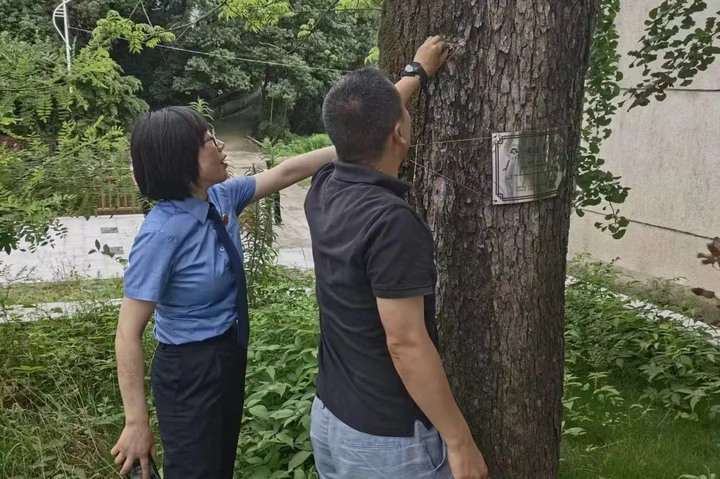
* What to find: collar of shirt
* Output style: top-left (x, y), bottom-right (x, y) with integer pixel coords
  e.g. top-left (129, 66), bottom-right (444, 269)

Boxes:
top-left (168, 196), bottom-right (210, 224)
top-left (331, 159), bottom-right (412, 197)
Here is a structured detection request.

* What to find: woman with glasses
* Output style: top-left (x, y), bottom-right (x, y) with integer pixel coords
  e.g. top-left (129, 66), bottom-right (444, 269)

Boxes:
top-left (110, 106), bottom-right (335, 478)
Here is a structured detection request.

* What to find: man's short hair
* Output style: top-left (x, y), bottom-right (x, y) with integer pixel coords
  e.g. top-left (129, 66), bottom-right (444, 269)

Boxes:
top-left (130, 106), bottom-right (209, 200)
top-left (322, 68), bottom-right (403, 164)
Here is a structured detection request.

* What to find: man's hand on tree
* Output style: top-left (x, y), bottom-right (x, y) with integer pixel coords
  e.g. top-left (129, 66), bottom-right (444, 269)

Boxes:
top-left (414, 35), bottom-right (449, 77)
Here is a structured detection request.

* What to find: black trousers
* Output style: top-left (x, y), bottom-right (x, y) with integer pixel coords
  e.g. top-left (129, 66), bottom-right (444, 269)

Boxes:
top-left (151, 325), bottom-right (247, 479)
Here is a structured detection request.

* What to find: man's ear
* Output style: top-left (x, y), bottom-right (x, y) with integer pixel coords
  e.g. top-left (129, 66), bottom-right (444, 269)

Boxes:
top-left (391, 121), bottom-right (409, 149)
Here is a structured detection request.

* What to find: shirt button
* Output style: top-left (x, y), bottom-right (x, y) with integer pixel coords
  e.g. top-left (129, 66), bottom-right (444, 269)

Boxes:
top-left (220, 247), bottom-right (225, 251)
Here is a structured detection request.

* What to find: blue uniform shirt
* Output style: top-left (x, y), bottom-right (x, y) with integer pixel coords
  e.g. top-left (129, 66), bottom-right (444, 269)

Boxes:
top-left (123, 176), bottom-right (256, 345)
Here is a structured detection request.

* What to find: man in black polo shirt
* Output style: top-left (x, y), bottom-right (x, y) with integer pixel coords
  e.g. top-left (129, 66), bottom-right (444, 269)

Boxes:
top-left (305, 37), bottom-right (489, 479)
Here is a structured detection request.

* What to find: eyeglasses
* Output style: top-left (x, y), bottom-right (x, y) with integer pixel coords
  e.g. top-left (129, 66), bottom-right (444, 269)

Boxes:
top-left (202, 129), bottom-right (220, 148)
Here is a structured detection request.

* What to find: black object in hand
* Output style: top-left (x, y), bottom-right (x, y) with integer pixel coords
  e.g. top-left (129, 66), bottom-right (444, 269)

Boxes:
top-left (126, 458), bottom-right (161, 479)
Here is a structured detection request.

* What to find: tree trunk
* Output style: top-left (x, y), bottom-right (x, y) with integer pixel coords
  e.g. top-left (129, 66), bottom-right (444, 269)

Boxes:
top-left (379, 1), bottom-right (595, 477)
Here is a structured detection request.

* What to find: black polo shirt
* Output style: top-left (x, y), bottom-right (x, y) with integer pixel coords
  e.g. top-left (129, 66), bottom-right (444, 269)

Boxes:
top-left (304, 160), bottom-right (438, 437)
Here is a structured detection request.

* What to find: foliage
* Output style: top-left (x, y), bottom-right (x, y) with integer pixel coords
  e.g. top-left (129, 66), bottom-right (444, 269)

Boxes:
top-left (0, 34), bottom-right (77, 141)
top-left (568, 255), bottom-right (703, 319)
top-left (70, 11), bottom-right (173, 133)
top-left (337, 0), bottom-right (381, 8)
top-left (89, 10), bottom-right (175, 53)
top-left (239, 267), bottom-right (320, 478)
top-left (66, 0), bottom-right (378, 135)
top-left (258, 118), bottom-right (293, 142)
top-left (0, 186), bottom-right (68, 256)
top-left (4, 259), bottom-right (720, 477)
top-left (0, 120), bottom-right (129, 253)
top-left (0, 266), bottom-right (318, 478)
top-left (364, 45), bottom-right (380, 65)
top-left (577, 0), bottom-right (720, 237)
top-left (71, 0), bottom-right (191, 106)
top-left (0, 9), bottom-right (173, 140)
top-left (272, 133), bottom-right (331, 157)
top-left (222, 0), bottom-right (294, 32)
top-left (241, 146), bottom-right (280, 293)
top-left (576, 0), bottom-right (629, 239)
top-left (626, 0), bottom-right (720, 110)
top-left (560, 388), bottom-right (720, 478)
top-left (566, 262), bottom-right (720, 422)
top-left (0, 12), bottom-right (173, 253)
top-left (3, 264), bottom-right (720, 478)
top-left (561, 263), bottom-right (720, 477)
top-left (212, 0), bottom-right (378, 136)
top-left (680, 469), bottom-right (718, 479)
top-left (0, 304), bottom-right (147, 478)
top-left (0, 11), bottom-right (170, 142)
top-left (190, 97), bottom-right (216, 123)
top-left (0, 0), bottom-right (58, 42)
top-left (71, 0), bottom-right (185, 30)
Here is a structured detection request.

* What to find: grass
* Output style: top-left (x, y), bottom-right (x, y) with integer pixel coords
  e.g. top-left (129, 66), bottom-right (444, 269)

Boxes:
top-left (1, 276), bottom-right (123, 306)
top-left (560, 388), bottom-right (720, 478)
top-left (0, 305), bottom-right (141, 478)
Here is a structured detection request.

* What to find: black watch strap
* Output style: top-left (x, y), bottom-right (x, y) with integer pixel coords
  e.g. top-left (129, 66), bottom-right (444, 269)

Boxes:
top-left (401, 61), bottom-right (429, 90)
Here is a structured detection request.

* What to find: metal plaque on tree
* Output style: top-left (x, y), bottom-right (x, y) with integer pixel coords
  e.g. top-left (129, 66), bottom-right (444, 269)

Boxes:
top-left (492, 128), bottom-right (566, 205)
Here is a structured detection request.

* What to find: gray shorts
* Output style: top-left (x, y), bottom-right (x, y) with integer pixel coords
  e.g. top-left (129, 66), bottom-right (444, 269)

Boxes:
top-left (310, 396), bottom-right (451, 479)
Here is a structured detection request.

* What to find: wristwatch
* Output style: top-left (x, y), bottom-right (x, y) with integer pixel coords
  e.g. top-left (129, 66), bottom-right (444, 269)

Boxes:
top-left (401, 62), bottom-right (429, 90)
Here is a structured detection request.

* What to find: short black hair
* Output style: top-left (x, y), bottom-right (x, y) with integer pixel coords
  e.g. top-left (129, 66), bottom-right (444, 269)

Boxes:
top-left (130, 106), bottom-right (209, 200)
top-left (322, 68), bottom-right (403, 164)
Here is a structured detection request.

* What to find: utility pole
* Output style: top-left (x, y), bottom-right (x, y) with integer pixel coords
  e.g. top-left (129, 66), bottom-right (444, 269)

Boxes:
top-left (53, 0), bottom-right (72, 73)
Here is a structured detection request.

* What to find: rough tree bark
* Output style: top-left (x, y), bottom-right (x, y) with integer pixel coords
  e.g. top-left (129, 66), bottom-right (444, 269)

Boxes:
top-left (379, 1), bottom-right (596, 477)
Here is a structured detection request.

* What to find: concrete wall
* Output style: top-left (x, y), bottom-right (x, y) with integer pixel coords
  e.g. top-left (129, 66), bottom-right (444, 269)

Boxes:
top-left (569, 0), bottom-right (720, 291)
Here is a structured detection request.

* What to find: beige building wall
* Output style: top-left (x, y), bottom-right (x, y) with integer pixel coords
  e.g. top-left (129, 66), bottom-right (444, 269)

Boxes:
top-left (569, 0), bottom-right (720, 291)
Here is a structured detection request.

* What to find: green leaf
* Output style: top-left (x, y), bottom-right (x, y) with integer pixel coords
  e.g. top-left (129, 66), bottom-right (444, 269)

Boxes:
top-left (271, 409), bottom-right (295, 420)
top-left (288, 451), bottom-right (313, 470)
top-left (249, 467), bottom-right (273, 479)
top-left (643, 362), bottom-right (665, 380)
top-left (276, 432), bottom-right (295, 445)
top-left (562, 427), bottom-right (586, 437)
top-left (690, 394), bottom-right (702, 411)
top-left (249, 405), bottom-right (269, 419)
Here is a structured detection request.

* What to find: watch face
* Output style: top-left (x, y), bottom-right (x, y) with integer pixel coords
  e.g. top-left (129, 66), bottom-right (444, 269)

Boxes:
top-left (404, 64), bottom-right (418, 74)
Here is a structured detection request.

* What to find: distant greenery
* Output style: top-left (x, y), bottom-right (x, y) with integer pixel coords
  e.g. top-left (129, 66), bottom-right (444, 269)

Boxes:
top-left (273, 134), bottom-right (331, 158)
top-left (69, 0), bottom-right (380, 137)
